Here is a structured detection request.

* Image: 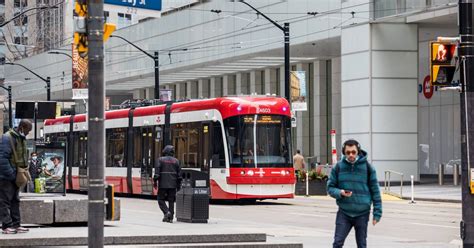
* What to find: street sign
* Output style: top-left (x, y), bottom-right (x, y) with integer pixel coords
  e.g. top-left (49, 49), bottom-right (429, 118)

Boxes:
top-left (105, 0), bottom-right (162, 17)
top-left (423, 75), bottom-right (434, 99)
top-left (104, 0), bottom-right (161, 11)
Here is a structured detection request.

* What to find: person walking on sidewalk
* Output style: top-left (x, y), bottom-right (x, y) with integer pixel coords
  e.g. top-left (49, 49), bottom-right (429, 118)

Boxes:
top-left (0, 120), bottom-right (33, 234)
top-left (327, 139), bottom-right (382, 248)
top-left (293, 149), bottom-right (306, 174)
top-left (153, 145), bottom-right (182, 223)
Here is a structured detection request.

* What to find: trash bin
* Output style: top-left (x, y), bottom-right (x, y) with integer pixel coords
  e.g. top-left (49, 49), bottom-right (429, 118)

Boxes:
top-left (176, 169), bottom-right (209, 223)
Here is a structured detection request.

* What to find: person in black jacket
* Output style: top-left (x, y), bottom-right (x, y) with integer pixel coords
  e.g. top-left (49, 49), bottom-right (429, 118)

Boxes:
top-left (153, 145), bottom-right (182, 223)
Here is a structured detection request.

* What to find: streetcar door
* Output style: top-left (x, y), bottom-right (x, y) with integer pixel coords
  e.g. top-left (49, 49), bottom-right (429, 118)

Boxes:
top-left (139, 127), bottom-right (155, 194)
top-left (77, 132), bottom-right (88, 191)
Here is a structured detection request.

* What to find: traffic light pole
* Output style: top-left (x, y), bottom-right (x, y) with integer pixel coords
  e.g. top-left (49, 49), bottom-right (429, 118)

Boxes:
top-left (87, 0), bottom-right (105, 247)
top-left (459, 0), bottom-right (474, 247)
top-left (154, 51), bottom-right (159, 99)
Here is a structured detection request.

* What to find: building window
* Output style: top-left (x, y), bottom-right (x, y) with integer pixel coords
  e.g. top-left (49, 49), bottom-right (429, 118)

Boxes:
top-left (117, 13), bottom-right (132, 29)
top-left (13, 16), bottom-right (27, 26)
top-left (14, 36), bottom-right (27, 45)
top-left (104, 11), bottom-right (109, 22)
top-left (14, 0), bottom-right (27, 8)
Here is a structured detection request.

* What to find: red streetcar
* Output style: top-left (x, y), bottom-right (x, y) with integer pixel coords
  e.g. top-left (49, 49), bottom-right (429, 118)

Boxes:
top-left (44, 96), bottom-right (295, 200)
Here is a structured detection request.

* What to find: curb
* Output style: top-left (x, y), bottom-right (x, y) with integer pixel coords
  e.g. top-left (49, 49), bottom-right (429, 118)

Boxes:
top-left (401, 197), bottom-right (461, 203)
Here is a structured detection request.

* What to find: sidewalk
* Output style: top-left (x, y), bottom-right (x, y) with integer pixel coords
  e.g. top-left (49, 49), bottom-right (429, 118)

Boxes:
top-left (385, 184), bottom-right (461, 203)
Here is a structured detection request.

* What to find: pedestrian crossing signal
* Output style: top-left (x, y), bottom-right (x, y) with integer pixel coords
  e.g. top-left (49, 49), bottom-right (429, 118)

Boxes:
top-left (430, 42), bottom-right (457, 86)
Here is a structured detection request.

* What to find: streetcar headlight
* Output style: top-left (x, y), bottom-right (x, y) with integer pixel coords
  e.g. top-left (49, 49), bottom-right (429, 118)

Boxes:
top-left (237, 106), bottom-right (242, 111)
top-left (286, 170), bottom-right (291, 175)
top-left (240, 170), bottom-right (245, 176)
top-left (281, 170), bottom-right (286, 176)
top-left (282, 107), bottom-right (287, 112)
top-left (247, 170), bottom-right (254, 176)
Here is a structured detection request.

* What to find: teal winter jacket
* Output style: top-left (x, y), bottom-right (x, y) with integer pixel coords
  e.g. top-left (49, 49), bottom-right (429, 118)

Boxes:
top-left (327, 150), bottom-right (382, 221)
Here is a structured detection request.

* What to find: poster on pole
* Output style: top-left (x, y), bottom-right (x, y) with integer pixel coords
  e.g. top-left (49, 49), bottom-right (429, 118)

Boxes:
top-left (290, 71), bottom-right (307, 111)
top-left (159, 89), bottom-right (173, 101)
top-left (72, 44), bottom-right (88, 99)
top-left (35, 142), bottom-right (67, 194)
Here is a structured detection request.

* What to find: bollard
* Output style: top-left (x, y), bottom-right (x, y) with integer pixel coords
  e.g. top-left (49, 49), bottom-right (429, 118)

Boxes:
top-left (454, 163), bottom-right (460, 186)
top-left (305, 170), bottom-right (309, 196)
top-left (438, 163), bottom-right (445, 185)
top-left (410, 175), bottom-right (415, 204)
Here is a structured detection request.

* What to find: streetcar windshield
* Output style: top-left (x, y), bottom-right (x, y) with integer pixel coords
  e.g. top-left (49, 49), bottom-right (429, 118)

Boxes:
top-left (225, 115), bottom-right (292, 168)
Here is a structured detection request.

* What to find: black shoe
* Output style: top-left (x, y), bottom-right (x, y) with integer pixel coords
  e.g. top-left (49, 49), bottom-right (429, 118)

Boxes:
top-left (166, 212), bottom-right (173, 223)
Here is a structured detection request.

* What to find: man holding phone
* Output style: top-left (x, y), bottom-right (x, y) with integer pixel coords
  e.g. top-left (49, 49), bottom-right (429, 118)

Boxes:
top-left (327, 139), bottom-right (382, 248)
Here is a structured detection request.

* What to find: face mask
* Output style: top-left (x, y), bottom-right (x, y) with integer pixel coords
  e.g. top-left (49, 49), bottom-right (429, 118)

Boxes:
top-left (32, 156), bottom-right (37, 160)
top-left (345, 155), bottom-right (359, 164)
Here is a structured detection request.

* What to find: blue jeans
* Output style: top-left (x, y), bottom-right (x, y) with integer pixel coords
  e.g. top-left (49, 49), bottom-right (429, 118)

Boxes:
top-left (333, 210), bottom-right (369, 248)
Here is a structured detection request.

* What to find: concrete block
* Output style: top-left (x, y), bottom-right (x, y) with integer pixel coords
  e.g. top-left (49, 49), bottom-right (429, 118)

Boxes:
top-left (20, 198), bottom-right (54, 224)
top-left (54, 199), bottom-right (88, 223)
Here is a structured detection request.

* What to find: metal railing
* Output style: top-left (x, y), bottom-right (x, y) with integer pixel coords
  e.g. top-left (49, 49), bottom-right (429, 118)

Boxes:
top-left (384, 170), bottom-right (404, 198)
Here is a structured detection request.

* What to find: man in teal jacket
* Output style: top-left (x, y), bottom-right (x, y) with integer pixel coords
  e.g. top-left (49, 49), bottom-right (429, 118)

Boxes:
top-left (327, 139), bottom-right (382, 248)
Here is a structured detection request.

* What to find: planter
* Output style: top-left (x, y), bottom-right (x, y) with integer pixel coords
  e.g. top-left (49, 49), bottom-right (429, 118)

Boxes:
top-left (295, 180), bottom-right (328, 196)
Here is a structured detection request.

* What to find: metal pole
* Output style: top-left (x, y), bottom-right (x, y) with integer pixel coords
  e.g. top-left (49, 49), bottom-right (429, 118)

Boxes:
top-left (455, 163), bottom-right (460, 186)
top-left (8, 86), bottom-right (12, 128)
top-left (284, 22), bottom-right (290, 102)
top-left (34, 102), bottom-right (37, 145)
top-left (459, 1), bottom-right (474, 245)
top-left (439, 163), bottom-right (445, 186)
top-left (154, 51), bottom-right (159, 99)
top-left (46, 77), bottom-right (51, 101)
top-left (87, 0), bottom-right (105, 246)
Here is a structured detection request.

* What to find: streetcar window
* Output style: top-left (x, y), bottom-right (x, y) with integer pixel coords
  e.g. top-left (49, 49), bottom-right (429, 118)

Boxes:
top-left (211, 122), bottom-right (226, 168)
top-left (224, 115), bottom-right (291, 168)
top-left (106, 128), bottom-right (126, 167)
top-left (132, 128), bottom-right (143, 168)
top-left (73, 132), bottom-right (87, 168)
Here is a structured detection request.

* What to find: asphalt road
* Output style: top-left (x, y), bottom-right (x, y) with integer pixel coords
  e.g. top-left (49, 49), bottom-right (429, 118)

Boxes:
top-left (119, 195), bottom-right (462, 247)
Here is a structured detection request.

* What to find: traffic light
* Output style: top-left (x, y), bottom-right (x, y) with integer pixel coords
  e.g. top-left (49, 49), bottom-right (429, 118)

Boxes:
top-left (103, 23), bottom-right (116, 42)
top-left (430, 42), bottom-right (457, 86)
top-left (74, 0), bottom-right (88, 57)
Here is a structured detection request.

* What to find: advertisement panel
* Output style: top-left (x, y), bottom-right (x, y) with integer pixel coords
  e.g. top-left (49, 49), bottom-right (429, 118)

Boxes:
top-left (35, 142), bottom-right (67, 194)
top-left (290, 71), bottom-right (307, 111)
top-left (72, 44), bottom-right (88, 99)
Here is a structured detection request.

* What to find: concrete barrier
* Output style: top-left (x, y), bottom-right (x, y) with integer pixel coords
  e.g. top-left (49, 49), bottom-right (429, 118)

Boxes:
top-left (20, 194), bottom-right (120, 224)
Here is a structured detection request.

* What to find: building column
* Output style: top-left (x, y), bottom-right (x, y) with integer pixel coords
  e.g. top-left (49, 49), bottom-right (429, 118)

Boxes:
top-left (264, 69), bottom-right (272, 95)
top-left (222, 75), bottom-right (229, 96)
top-left (250, 71), bottom-right (256, 94)
top-left (341, 23), bottom-right (418, 181)
top-left (175, 83), bottom-right (181, 100)
top-left (279, 66), bottom-right (285, 98)
top-left (210, 78), bottom-right (216, 98)
top-left (198, 79), bottom-right (203, 98)
top-left (236, 73), bottom-right (242, 95)
top-left (186, 81), bottom-right (192, 99)
top-left (312, 61), bottom-right (329, 164)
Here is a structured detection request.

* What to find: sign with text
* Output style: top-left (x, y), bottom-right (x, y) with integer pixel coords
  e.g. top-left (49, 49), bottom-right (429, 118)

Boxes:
top-left (105, 0), bottom-right (161, 10)
top-left (290, 71), bottom-right (307, 111)
top-left (72, 44), bottom-right (88, 99)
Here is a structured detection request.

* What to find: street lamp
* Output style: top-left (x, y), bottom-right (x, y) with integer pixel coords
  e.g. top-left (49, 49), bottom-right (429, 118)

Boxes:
top-left (48, 51), bottom-right (73, 59)
top-left (110, 35), bottom-right (187, 99)
top-left (233, 0), bottom-right (290, 102)
top-left (5, 62), bottom-right (51, 101)
top-left (0, 85), bottom-right (12, 128)
top-left (110, 34), bottom-right (160, 99)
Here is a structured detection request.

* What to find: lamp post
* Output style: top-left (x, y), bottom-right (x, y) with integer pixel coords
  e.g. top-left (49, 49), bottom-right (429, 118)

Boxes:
top-left (235, 0), bottom-right (290, 102)
top-left (0, 85), bottom-right (12, 128)
top-left (110, 35), bottom-right (160, 99)
top-left (110, 35), bottom-right (188, 99)
top-left (5, 62), bottom-right (51, 101)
